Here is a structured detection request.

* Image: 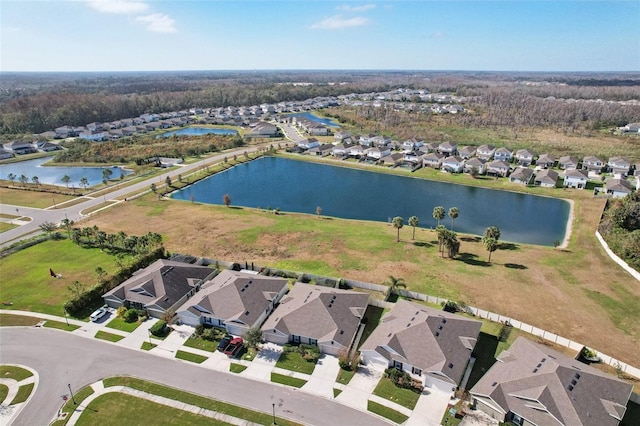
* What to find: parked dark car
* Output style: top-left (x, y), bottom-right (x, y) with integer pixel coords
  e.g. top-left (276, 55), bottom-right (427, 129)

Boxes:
top-left (217, 336), bottom-right (232, 352)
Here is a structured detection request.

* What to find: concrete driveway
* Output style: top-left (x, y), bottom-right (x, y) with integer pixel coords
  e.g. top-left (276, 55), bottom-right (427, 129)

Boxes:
top-left (406, 388), bottom-right (453, 426)
top-left (302, 353), bottom-right (341, 398)
top-left (335, 365), bottom-right (383, 409)
top-left (240, 342), bottom-right (282, 381)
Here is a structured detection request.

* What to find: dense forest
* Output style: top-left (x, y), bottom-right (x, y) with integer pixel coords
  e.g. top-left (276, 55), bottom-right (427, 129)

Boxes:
top-left (1, 71), bottom-right (639, 136)
top-left (599, 191), bottom-right (640, 270)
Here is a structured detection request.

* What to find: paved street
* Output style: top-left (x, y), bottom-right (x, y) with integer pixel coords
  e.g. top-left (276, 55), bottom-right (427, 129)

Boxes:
top-left (0, 327), bottom-right (392, 426)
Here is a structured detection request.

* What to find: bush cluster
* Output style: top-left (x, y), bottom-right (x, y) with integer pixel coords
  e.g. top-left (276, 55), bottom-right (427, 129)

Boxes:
top-left (498, 321), bottom-right (513, 342)
top-left (384, 368), bottom-right (423, 393)
top-left (150, 320), bottom-right (167, 337)
top-left (338, 350), bottom-right (360, 371)
top-left (283, 343), bottom-right (321, 363)
top-left (193, 324), bottom-right (226, 341)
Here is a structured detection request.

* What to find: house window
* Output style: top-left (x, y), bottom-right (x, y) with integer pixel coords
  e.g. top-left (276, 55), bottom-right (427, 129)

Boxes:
top-left (293, 335), bottom-right (301, 343)
top-left (412, 367), bottom-right (422, 376)
top-left (393, 361), bottom-right (403, 370)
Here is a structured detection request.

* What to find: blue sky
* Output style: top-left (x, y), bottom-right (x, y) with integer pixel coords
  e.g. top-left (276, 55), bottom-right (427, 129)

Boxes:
top-left (1, 1), bottom-right (638, 72)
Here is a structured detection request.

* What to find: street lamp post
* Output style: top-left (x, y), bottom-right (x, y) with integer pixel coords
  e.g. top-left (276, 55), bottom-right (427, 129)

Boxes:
top-left (272, 402), bottom-right (276, 425)
top-left (147, 330), bottom-right (152, 345)
top-left (68, 383), bottom-right (77, 405)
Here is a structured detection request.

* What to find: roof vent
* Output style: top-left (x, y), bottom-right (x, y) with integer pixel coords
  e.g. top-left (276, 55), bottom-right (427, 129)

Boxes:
top-left (447, 363), bottom-right (453, 369)
top-left (575, 373), bottom-right (580, 379)
top-left (435, 331), bottom-right (440, 337)
top-left (438, 325), bottom-right (443, 330)
top-left (491, 382), bottom-right (497, 387)
top-left (339, 330), bottom-right (344, 335)
top-left (245, 311), bottom-right (250, 315)
top-left (568, 385), bottom-right (574, 391)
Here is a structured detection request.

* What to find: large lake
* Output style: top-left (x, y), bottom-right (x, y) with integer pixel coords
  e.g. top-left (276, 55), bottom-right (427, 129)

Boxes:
top-left (158, 127), bottom-right (238, 138)
top-left (287, 112), bottom-right (341, 128)
top-left (172, 157), bottom-right (570, 245)
top-left (0, 156), bottom-right (131, 187)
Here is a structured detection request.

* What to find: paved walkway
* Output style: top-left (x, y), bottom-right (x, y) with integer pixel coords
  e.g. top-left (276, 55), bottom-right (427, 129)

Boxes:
top-left (0, 365), bottom-right (38, 426)
top-left (0, 310), bottom-right (453, 424)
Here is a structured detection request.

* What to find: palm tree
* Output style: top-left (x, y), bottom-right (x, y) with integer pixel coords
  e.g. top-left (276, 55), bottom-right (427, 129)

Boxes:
top-left (61, 175), bottom-right (71, 188)
top-left (435, 225), bottom-right (447, 253)
top-left (7, 173), bottom-right (16, 184)
top-left (392, 216), bottom-right (404, 242)
top-left (484, 226), bottom-right (501, 241)
top-left (483, 237), bottom-right (498, 263)
top-left (19, 174), bottom-right (28, 187)
top-left (61, 217), bottom-right (74, 239)
top-left (443, 230), bottom-right (460, 258)
top-left (79, 177), bottom-right (89, 190)
top-left (32, 176), bottom-right (40, 187)
top-left (408, 216), bottom-right (419, 240)
top-left (448, 207), bottom-right (459, 230)
top-left (432, 206), bottom-right (445, 227)
top-left (102, 168), bottom-right (113, 184)
top-left (383, 275), bottom-right (406, 297)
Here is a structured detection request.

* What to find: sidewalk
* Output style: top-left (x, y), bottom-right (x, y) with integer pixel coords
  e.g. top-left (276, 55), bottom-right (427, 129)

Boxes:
top-left (0, 365), bottom-right (38, 426)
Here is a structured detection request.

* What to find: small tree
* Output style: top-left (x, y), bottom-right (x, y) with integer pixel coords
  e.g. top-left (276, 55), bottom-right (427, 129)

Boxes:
top-left (483, 237), bottom-right (498, 263)
top-left (39, 221), bottom-right (58, 237)
top-left (165, 175), bottom-right (172, 187)
top-left (384, 275), bottom-right (406, 297)
top-left (392, 216), bottom-right (404, 242)
top-left (67, 280), bottom-right (86, 299)
top-left (243, 326), bottom-right (263, 349)
top-left (432, 206), bottom-right (445, 227)
top-left (61, 175), bottom-right (71, 188)
top-left (223, 194), bottom-right (231, 207)
top-left (7, 173), bottom-right (15, 184)
top-left (19, 174), bottom-right (28, 187)
top-left (95, 266), bottom-right (107, 283)
top-left (102, 168), bottom-right (113, 184)
top-left (80, 177), bottom-right (89, 190)
top-left (448, 207), bottom-right (459, 230)
top-left (32, 176), bottom-right (40, 187)
top-left (316, 206), bottom-right (322, 215)
top-left (150, 183), bottom-right (157, 193)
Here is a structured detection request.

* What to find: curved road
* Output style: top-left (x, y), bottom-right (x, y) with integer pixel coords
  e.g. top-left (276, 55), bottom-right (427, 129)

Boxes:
top-left (0, 144), bottom-right (268, 248)
top-left (0, 327), bottom-right (388, 426)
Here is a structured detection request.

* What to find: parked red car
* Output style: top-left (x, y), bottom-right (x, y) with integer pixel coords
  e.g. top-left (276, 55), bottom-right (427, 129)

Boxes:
top-left (223, 337), bottom-right (244, 357)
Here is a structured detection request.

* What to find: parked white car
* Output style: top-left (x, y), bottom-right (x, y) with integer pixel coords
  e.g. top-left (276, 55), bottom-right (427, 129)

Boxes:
top-left (90, 307), bottom-right (109, 322)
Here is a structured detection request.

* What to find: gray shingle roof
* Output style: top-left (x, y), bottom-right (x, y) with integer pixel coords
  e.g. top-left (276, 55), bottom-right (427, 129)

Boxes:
top-left (361, 300), bottom-right (481, 385)
top-left (470, 337), bottom-right (632, 426)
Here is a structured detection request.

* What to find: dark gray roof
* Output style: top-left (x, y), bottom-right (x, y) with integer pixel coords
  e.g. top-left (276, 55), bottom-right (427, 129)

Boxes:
top-left (104, 259), bottom-right (214, 310)
top-left (361, 300), bottom-right (481, 385)
top-left (470, 337), bottom-right (632, 426)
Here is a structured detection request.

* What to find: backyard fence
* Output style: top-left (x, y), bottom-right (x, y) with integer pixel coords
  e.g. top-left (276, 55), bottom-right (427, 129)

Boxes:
top-left (595, 231), bottom-right (640, 282)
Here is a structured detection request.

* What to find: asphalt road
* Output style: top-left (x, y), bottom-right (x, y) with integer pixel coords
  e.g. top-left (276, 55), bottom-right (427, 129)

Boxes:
top-left (0, 327), bottom-right (389, 426)
top-left (0, 144), bottom-right (268, 249)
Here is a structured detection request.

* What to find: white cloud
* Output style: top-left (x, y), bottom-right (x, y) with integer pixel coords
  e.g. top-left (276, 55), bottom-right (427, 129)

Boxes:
top-left (87, 0), bottom-right (149, 14)
top-left (311, 15), bottom-right (369, 30)
top-left (336, 4), bottom-right (375, 12)
top-left (431, 31), bottom-right (445, 39)
top-left (136, 13), bottom-right (177, 33)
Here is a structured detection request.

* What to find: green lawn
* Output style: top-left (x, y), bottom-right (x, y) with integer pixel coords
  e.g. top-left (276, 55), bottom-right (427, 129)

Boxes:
top-left (229, 363), bottom-right (247, 373)
top-left (0, 239), bottom-right (124, 317)
top-left (102, 376), bottom-right (300, 426)
top-left (0, 366), bottom-right (33, 381)
top-left (466, 332), bottom-right (499, 390)
top-left (10, 383), bottom-right (34, 404)
top-left (43, 320), bottom-right (80, 332)
top-left (76, 393), bottom-right (229, 426)
top-left (175, 350), bottom-right (208, 364)
top-left (0, 314), bottom-right (41, 327)
top-left (367, 400), bottom-right (409, 424)
top-left (275, 350), bottom-right (316, 375)
top-left (183, 335), bottom-right (220, 352)
top-left (358, 305), bottom-right (385, 349)
top-left (51, 386), bottom-right (95, 426)
top-left (333, 388), bottom-right (342, 398)
top-left (141, 341), bottom-right (157, 351)
top-left (271, 373), bottom-right (307, 388)
top-left (95, 330), bottom-right (125, 342)
top-left (0, 222), bottom-right (18, 233)
top-left (106, 317), bottom-right (142, 333)
top-left (336, 368), bottom-right (356, 385)
top-left (372, 378), bottom-right (420, 410)
top-left (0, 384), bottom-right (9, 403)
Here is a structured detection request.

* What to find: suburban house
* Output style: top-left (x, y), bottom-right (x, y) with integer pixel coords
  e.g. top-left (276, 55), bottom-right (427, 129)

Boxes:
top-left (247, 122), bottom-right (279, 138)
top-left (4, 140), bottom-right (37, 155)
top-left (332, 142), bottom-right (354, 157)
top-left (562, 169), bottom-right (589, 189)
top-left (458, 146), bottom-right (477, 159)
top-left (441, 156), bottom-right (465, 173)
top-left (297, 138), bottom-right (320, 150)
top-left (582, 156), bottom-right (605, 174)
top-left (607, 156), bottom-right (631, 177)
top-left (463, 157), bottom-right (487, 175)
top-left (423, 142), bottom-right (440, 153)
top-left (404, 150), bottom-right (427, 165)
top-left (470, 337), bottom-right (632, 426)
top-left (486, 160), bottom-right (511, 177)
top-left (605, 178), bottom-right (634, 199)
top-left (402, 138), bottom-right (424, 152)
top-left (35, 141), bottom-right (62, 152)
top-left (422, 152), bottom-right (445, 168)
top-left (509, 167), bottom-right (534, 185)
top-left (102, 259), bottom-right (216, 319)
top-left (493, 147), bottom-right (513, 162)
top-left (515, 149), bottom-right (535, 166)
top-left (334, 131), bottom-right (352, 143)
top-left (558, 156), bottom-right (580, 170)
top-left (533, 169), bottom-right (559, 188)
top-left (307, 144), bottom-right (334, 156)
top-left (176, 270), bottom-right (288, 336)
top-left (380, 152), bottom-right (405, 167)
top-left (261, 284), bottom-right (369, 356)
top-left (477, 145), bottom-right (496, 160)
top-left (536, 153), bottom-right (556, 169)
top-left (347, 144), bottom-right (365, 158)
top-left (438, 141), bottom-right (458, 157)
top-left (620, 122), bottom-right (640, 134)
top-left (371, 135), bottom-right (392, 147)
top-left (0, 149), bottom-right (14, 160)
top-left (361, 300), bottom-right (481, 392)
top-left (365, 146), bottom-right (391, 160)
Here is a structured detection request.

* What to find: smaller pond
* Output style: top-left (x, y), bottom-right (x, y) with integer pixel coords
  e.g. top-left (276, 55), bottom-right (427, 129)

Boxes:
top-left (0, 156), bottom-right (131, 187)
top-left (158, 127), bottom-right (238, 138)
top-left (287, 112), bottom-right (341, 128)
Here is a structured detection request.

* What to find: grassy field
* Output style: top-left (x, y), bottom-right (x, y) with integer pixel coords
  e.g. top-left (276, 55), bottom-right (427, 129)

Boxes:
top-left (229, 363), bottom-right (247, 373)
top-left (0, 366), bottom-right (33, 381)
top-left (95, 330), bottom-right (125, 342)
top-left (275, 350), bottom-right (317, 375)
top-left (0, 384), bottom-right (8, 403)
top-left (0, 222), bottom-right (18, 232)
top-left (175, 350), bottom-right (208, 364)
top-left (43, 320), bottom-right (80, 332)
top-left (271, 373), bottom-right (307, 388)
top-left (79, 161), bottom-right (640, 367)
top-left (105, 317), bottom-right (142, 333)
top-left (367, 400), bottom-right (408, 424)
top-left (10, 383), bottom-right (34, 404)
top-left (0, 186), bottom-right (78, 208)
top-left (183, 335), bottom-right (220, 352)
top-left (336, 368), bottom-right (356, 385)
top-left (0, 314), bottom-right (40, 327)
top-left (77, 393), bottom-right (229, 426)
top-left (372, 378), bottom-right (421, 410)
top-left (0, 239), bottom-right (124, 317)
